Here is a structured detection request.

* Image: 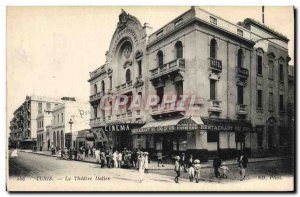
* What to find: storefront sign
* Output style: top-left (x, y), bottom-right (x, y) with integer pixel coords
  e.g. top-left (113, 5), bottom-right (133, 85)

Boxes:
top-left (200, 118), bottom-right (253, 132)
top-left (104, 124), bottom-right (131, 132)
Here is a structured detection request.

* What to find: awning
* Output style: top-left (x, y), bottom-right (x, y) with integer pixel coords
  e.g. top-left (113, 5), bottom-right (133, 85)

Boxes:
top-left (132, 116), bottom-right (203, 135)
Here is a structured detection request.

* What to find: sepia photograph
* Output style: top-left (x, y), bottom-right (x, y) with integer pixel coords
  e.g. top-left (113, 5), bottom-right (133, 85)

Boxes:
top-left (6, 5), bottom-right (295, 192)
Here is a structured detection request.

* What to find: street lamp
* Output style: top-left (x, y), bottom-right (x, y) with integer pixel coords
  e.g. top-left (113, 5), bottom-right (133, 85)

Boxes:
top-left (69, 118), bottom-right (73, 148)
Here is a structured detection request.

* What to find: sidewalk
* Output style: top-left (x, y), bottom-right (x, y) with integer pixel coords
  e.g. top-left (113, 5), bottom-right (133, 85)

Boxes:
top-left (17, 149), bottom-right (290, 170)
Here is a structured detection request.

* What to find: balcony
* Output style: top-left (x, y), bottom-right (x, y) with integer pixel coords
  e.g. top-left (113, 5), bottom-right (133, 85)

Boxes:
top-left (116, 111), bottom-right (134, 120)
top-left (236, 104), bottom-right (248, 115)
top-left (150, 102), bottom-right (185, 115)
top-left (116, 81), bottom-right (133, 91)
top-left (89, 92), bottom-right (105, 103)
top-left (236, 67), bottom-right (249, 78)
top-left (89, 66), bottom-right (106, 82)
top-left (149, 58), bottom-right (185, 80)
top-left (208, 58), bottom-right (222, 73)
top-left (208, 100), bottom-right (222, 114)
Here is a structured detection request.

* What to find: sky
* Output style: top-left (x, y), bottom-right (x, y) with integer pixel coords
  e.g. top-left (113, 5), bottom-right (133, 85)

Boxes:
top-left (6, 6), bottom-right (294, 127)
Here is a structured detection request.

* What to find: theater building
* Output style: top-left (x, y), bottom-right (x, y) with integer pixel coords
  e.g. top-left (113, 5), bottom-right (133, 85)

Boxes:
top-left (88, 7), bottom-right (292, 160)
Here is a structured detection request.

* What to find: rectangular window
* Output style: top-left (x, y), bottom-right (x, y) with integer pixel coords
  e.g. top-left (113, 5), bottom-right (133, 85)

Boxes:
top-left (257, 55), bottom-right (262, 75)
top-left (237, 29), bottom-right (243, 36)
top-left (210, 79), bottom-right (216, 100)
top-left (156, 87), bottom-right (164, 104)
top-left (94, 107), bottom-right (97, 118)
top-left (279, 64), bottom-right (284, 81)
top-left (38, 102), bottom-right (42, 114)
top-left (269, 92), bottom-right (274, 111)
top-left (207, 131), bottom-right (219, 142)
top-left (138, 61), bottom-right (142, 77)
top-left (268, 60), bottom-right (274, 80)
top-left (109, 101), bottom-right (113, 116)
top-left (46, 102), bottom-right (51, 110)
top-left (210, 16), bottom-right (217, 25)
top-left (257, 89), bottom-right (263, 109)
top-left (279, 95), bottom-right (284, 111)
top-left (109, 76), bottom-right (112, 89)
top-left (237, 86), bottom-right (244, 104)
top-left (61, 113), bottom-right (63, 122)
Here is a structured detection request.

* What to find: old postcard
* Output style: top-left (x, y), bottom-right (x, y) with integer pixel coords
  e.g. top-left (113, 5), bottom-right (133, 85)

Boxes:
top-left (6, 6), bottom-right (295, 192)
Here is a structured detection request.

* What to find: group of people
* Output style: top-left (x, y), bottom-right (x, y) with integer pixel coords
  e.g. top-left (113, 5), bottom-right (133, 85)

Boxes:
top-left (174, 151), bottom-right (249, 183)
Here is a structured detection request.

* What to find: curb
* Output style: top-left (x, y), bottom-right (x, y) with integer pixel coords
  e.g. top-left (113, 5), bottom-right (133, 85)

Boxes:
top-left (18, 150), bottom-right (291, 170)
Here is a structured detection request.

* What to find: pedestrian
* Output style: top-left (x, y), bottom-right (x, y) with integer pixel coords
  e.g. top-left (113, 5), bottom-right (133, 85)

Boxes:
top-left (92, 146), bottom-right (96, 158)
top-left (180, 153), bottom-right (187, 172)
top-left (157, 151), bottom-right (163, 167)
top-left (131, 150), bottom-right (137, 168)
top-left (138, 152), bottom-right (146, 183)
top-left (95, 148), bottom-right (100, 164)
top-left (174, 156), bottom-right (180, 183)
top-left (237, 151), bottom-right (248, 181)
top-left (113, 150), bottom-right (118, 168)
top-left (194, 159), bottom-right (201, 183)
top-left (144, 152), bottom-right (149, 173)
top-left (219, 162), bottom-right (229, 178)
top-left (85, 147), bottom-right (89, 158)
top-left (56, 148), bottom-right (61, 159)
top-left (106, 149), bottom-right (112, 168)
top-left (187, 155), bottom-right (194, 182)
top-left (78, 146), bottom-right (84, 160)
top-left (100, 150), bottom-right (106, 168)
top-left (213, 156), bottom-right (221, 178)
top-left (117, 151), bottom-right (123, 168)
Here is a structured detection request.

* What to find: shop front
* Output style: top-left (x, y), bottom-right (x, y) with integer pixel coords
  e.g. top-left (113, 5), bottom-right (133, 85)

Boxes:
top-left (131, 116), bottom-right (203, 159)
top-left (200, 118), bottom-right (253, 160)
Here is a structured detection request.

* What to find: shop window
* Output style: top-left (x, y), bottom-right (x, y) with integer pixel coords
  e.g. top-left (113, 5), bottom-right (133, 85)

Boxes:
top-left (210, 79), bottom-right (216, 100)
top-left (237, 86), bottom-right (244, 104)
top-left (257, 89), bottom-right (263, 109)
top-left (178, 139), bottom-right (187, 151)
top-left (237, 49), bottom-right (243, 67)
top-left (207, 131), bottom-right (219, 142)
top-left (257, 55), bottom-right (263, 75)
top-left (157, 50), bottom-right (164, 66)
top-left (210, 39), bottom-right (217, 59)
top-left (175, 41), bottom-right (183, 59)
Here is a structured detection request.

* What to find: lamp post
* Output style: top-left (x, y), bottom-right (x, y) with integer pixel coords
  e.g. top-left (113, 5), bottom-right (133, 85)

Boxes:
top-left (69, 118), bottom-right (73, 148)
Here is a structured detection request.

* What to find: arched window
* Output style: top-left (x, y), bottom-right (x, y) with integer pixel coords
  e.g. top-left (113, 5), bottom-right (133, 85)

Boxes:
top-left (94, 84), bottom-right (97, 95)
top-left (175, 41), bottom-right (183, 59)
top-left (238, 49), bottom-right (244, 67)
top-left (101, 80), bottom-right (105, 93)
top-left (126, 69), bottom-right (131, 82)
top-left (61, 130), bottom-right (64, 149)
top-left (157, 50), bottom-right (164, 66)
top-left (210, 39), bottom-right (217, 59)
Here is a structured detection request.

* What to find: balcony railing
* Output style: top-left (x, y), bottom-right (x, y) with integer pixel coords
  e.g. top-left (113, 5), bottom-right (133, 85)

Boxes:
top-left (150, 102), bottom-right (185, 115)
top-left (150, 58), bottom-right (185, 80)
top-left (89, 92), bottom-right (105, 102)
top-left (208, 58), bottom-right (222, 72)
top-left (236, 104), bottom-right (247, 115)
top-left (208, 100), bottom-right (222, 113)
top-left (236, 67), bottom-right (249, 78)
top-left (89, 117), bottom-right (106, 127)
top-left (116, 81), bottom-right (133, 91)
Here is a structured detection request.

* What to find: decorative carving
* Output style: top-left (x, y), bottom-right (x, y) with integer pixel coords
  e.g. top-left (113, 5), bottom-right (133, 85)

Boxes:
top-left (118, 9), bottom-right (129, 31)
top-left (133, 77), bottom-right (144, 88)
top-left (122, 59), bottom-right (133, 69)
top-left (123, 45), bottom-right (132, 59)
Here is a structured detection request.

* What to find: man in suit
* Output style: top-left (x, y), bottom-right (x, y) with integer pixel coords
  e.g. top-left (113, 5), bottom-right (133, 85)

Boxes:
top-left (237, 151), bottom-right (248, 181)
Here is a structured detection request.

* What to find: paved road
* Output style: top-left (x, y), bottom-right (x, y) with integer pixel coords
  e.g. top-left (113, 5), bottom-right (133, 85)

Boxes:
top-left (8, 151), bottom-right (294, 191)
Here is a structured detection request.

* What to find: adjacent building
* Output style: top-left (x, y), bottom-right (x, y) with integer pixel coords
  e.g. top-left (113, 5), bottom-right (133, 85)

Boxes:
top-left (10, 95), bottom-right (61, 149)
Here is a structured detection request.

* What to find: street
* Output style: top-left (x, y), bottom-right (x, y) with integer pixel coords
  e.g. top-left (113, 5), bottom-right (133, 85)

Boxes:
top-left (7, 151), bottom-right (294, 191)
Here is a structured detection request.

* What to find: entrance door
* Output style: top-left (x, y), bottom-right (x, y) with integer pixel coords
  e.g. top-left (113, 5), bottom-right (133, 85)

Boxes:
top-left (268, 126), bottom-right (274, 152)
